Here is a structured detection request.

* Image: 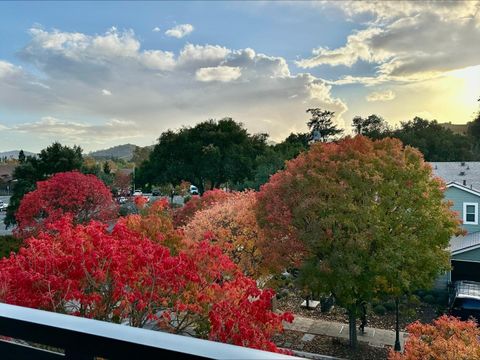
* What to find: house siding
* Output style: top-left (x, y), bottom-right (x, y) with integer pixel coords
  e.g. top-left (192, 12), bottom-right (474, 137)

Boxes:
top-left (452, 248), bottom-right (480, 262)
top-left (445, 186), bottom-right (480, 234)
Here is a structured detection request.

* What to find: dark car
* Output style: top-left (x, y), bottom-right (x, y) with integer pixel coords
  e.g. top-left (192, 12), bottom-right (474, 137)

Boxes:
top-left (449, 280), bottom-right (480, 322)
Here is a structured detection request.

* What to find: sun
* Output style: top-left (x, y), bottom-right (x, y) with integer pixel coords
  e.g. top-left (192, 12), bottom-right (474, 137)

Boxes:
top-left (447, 65), bottom-right (480, 109)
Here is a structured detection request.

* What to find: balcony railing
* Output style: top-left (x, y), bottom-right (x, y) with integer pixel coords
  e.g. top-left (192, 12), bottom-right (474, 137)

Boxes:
top-left (0, 303), bottom-right (300, 359)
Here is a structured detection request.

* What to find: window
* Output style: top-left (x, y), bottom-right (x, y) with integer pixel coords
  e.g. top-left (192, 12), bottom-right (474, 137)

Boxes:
top-left (463, 202), bottom-right (478, 225)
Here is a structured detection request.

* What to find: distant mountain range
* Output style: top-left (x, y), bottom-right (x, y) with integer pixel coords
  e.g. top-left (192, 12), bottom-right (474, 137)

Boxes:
top-left (88, 144), bottom-right (138, 161)
top-left (0, 150), bottom-right (36, 159)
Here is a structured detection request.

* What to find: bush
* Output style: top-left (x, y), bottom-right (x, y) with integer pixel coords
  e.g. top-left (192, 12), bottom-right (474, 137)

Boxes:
top-left (384, 300), bottom-right (396, 312)
top-left (408, 294), bottom-right (421, 306)
top-left (373, 304), bottom-right (387, 316)
top-left (423, 294), bottom-right (436, 304)
top-left (0, 235), bottom-right (22, 258)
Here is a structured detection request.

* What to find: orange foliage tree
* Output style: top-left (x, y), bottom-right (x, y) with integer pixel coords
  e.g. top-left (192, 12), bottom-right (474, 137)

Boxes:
top-left (256, 136), bottom-right (458, 348)
top-left (183, 191), bottom-right (266, 277)
top-left (389, 316), bottom-right (480, 360)
top-left (173, 189), bottom-right (232, 227)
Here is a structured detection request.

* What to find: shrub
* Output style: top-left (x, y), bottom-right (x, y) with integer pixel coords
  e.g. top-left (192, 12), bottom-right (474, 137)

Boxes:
top-left (373, 304), bottom-right (387, 316)
top-left (384, 300), bottom-right (396, 312)
top-left (0, 235), bottom-right (22, 258)
top-left (423, 294), bottom-right (436, 304)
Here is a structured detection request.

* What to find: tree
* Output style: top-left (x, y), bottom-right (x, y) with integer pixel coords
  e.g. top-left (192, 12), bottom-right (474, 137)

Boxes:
top-left (103, 161), bottom-right (111, 175)
top-left (0, 205), bottom-right (293, 352)
top-left (235, 133), bottom-right (309, 191)
top-left (5, 142), bottom-right (83, 227)
top-left (256, 136), bottom-right (458, 348)
top-left (113, 170), bottom-right (132, 196)
top-left (137, 118), bottom-right (268, 193)
top-left (392, 117), bottom-right (474, 161)
top-left (18, 150), bottom-right (25, 164)
top-left (131, 146), bottom-right (152, 167)
top-left (183, 191), bottom-right (266, 277)
top-left (15, 171), bottom-right (117, 238)
top-left (352, 114), bottom-right (389, 139)
top-left (173, 189), bottom-right (232, 228)
top-left (306, 108), bottom-right (343, 142)
top-left (389, 316), bottom-right (480, 360)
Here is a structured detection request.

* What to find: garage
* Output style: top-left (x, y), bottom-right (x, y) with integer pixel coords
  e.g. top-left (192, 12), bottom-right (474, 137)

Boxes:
top-left (451, 260), bottom-right (480, 283)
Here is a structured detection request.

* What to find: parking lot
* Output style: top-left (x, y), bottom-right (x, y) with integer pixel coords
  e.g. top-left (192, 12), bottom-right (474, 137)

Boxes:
top-left (0, 196), bottom-right (12, 236)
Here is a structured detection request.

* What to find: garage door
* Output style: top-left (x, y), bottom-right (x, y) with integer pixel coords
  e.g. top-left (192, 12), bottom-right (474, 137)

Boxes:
top-left (451, 260), bottom-right (480, 282)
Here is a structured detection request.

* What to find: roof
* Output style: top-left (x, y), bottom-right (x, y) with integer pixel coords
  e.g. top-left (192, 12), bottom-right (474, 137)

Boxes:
top-left (451, 231), bottom-right (480, 254)
top-left (431, 162), bottom-right (480, 192)
top-left (446, 182), bottom-right (480, 197)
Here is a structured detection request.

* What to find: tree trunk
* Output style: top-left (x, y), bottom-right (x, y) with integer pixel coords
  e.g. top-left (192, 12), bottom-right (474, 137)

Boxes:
top-left (394, 297), bottom-right (401, 351)
top-left (348, 308), bottom-right (357, 349)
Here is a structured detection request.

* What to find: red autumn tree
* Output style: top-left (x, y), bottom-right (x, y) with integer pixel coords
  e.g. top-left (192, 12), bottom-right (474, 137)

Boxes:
top-left (0, 211), bottom-right (292, 352)
top-left (389, 315), bottom-right (480, 360)
top-left (183, 191), bottom-right (266, 277)
top-left (173, 189), bottom-right (232, 227)
top-left (15, 171), bottom-right (117, 238)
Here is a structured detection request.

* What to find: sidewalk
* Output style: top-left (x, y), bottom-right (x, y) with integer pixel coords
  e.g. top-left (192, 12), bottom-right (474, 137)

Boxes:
top-left (284, 315), bottom-right (407, 350)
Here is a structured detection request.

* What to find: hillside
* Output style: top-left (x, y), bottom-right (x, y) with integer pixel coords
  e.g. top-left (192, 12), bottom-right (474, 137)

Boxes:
top-left (89, 144), bottom-right (138, 161)
top-left (0, 150), bottom-right (36, 160)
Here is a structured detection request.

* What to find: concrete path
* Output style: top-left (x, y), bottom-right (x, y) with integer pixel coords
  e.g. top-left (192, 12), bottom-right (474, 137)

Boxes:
top-left (284, 315), bottom-right (407, 350)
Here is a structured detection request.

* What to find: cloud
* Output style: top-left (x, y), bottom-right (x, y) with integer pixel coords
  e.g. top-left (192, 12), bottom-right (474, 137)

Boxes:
top-left (165, 24), bottom-right (194, 38)
top-left (11, 116), bottom-right (142, 144)
top-left (195, 66), bottom-right (241, 82)
top-left (298, 2), bottom-right (480, 83)
top-left (101, 89), bottom-right (112, 96)
top-left (0, 26), bottom-right (348, 149)
top-left (366, 90), bottom-right (395, 102)
top-left (152, 27), bottom-right (161, 32)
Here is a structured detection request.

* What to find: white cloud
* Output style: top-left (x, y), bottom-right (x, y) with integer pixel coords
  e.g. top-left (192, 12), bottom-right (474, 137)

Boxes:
top-left (0, 26), bottom-right (348, 149)
top-left (165, 24), bottom-right (194, 38)
top-left (0, 60), bottom-right (22, 79)
top-left (366, 90), bottom-right (395, 102)
top-left (298, 2), bottom-right (480, 83)
top-left (102, 89), bottom-right (112, 96)
top-left (12, 116), bottom-right (142, 143)
top-left (195, 66), bottom-right (241, 82)
top-left (152, 27), bottom-right (161, 32)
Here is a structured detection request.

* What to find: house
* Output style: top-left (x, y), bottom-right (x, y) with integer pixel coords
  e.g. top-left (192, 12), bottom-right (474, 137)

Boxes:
top-left (430, 162), bottom-right (480, 285)
top-left (444, 182), bottom-right (480, 283)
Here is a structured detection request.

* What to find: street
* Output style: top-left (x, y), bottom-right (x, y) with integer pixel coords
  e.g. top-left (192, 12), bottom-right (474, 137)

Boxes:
top-left (0, 196), bottom-right (12, 236)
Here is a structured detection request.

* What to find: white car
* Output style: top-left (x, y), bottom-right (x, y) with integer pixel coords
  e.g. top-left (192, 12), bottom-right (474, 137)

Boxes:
top-left (190, 185), bottom-right (199, 195)
top-left (133, 190), bottom-right (143, 196)
top-left (0, 201), bottom-right (8, 212)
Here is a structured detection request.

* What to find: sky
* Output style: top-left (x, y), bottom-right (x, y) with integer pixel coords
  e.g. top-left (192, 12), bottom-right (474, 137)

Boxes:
top-left (0, 1), bottom-right (479, 152)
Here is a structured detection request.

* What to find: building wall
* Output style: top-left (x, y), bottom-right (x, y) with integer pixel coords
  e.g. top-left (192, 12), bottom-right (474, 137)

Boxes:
top-left (452, 247), bottom-right (480, 262)
top-left (445, 186), bottom-right (480, 234)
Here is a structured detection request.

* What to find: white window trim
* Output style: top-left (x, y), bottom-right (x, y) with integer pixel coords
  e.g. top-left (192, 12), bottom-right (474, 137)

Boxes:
top-left (463, 202), bottom-right (478, 225)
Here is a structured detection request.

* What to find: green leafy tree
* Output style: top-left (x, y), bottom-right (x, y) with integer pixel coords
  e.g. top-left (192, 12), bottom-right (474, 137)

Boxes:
top-left (103, 161), bottom-right (111, 175)
top-left (306, 108), bottom-right (343, 142)
top-left (392, 117), bottom-right (474, 161)
top-left (138, 118), bottom-right (268, 193)
top-left (5, 142), bottom-right (83, 227)
top-left (256, 136), bottom-right (458, 348)
top-left (352, 114), bottom-right (389, 139)
top-left (18, 150), bottom-right (25, 164)
top-left (131, 146), bottom-right (152, 167)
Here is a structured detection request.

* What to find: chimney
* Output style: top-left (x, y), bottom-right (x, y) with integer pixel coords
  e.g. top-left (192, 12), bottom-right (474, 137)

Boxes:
top-left (463, 180), bottom-right (467, 186)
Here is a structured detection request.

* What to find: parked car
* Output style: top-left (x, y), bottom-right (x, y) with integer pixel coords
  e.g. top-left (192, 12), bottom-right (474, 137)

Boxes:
top-left (448, 280), bottom-right (480, 322)
top-left (190, 185), bottom-right (199, 195)
top-left (0, 200), bottom-right (8, 212)
top-left (118, 196), bottom-right (127, 204)
top-left (133, 190), bottom-right (143, 196)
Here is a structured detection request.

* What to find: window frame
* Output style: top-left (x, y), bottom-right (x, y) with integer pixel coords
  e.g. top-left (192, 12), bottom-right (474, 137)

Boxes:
top-left (463, 202), bottom-right (478, 225)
